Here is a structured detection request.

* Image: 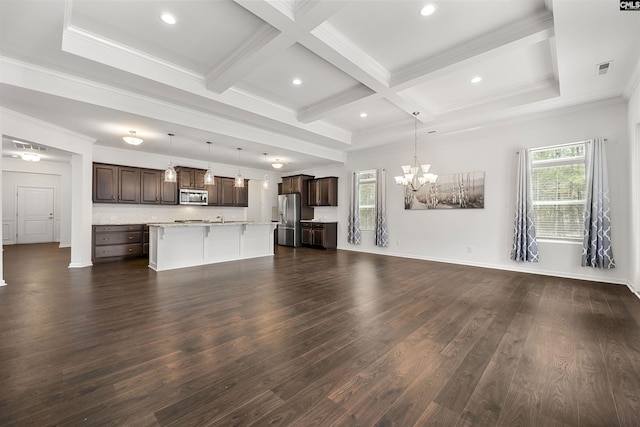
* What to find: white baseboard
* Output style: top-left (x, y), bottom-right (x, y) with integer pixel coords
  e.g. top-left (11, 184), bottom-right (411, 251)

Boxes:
top-left (338, 246), bottom-right (628, 286)
top-left (0, 280), bottom-right (6, 287)
top-left (58, 243), bottom-right (71, 248)
top-left (68, 262), bottom-right (92, 268)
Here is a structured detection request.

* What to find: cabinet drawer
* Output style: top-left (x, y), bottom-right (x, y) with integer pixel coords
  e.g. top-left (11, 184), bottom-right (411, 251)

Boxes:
top-left (94, 225), bottom-right (143, 232)
top-left (94, 231), bottom-right (142, 245)
top-left (94, 243), bottom-right (142, 258)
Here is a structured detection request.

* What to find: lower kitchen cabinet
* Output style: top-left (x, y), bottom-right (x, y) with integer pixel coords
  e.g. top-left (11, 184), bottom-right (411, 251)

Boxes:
top-left (92, 224), bottom-right (147, 263)
top-left (300, 221), bottom-right (337, 249)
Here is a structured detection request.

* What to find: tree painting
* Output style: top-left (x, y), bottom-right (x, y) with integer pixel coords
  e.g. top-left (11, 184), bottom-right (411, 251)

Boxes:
top-left (405, 171), bottom-right (485, 210)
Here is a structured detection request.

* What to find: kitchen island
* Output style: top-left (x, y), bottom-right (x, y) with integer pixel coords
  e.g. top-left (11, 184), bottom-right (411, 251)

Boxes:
top-left (147, 221), bottom-right (277, 272)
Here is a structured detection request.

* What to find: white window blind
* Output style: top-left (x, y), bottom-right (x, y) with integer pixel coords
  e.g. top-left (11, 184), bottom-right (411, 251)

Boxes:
top-left (530, 143), bottom-right (586, 240)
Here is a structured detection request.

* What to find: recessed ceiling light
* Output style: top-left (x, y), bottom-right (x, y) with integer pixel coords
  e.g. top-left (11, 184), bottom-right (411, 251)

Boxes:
top-left (471, 76), bottom-right (482, 84)
top-left (359, 112), bottom-right (368, 118)
top-left (420, 3), bottom-right (437, 16)
top-left (160, 13), bottom-right (177, 25)
top-left (292, 78), bottom-right (302, 85)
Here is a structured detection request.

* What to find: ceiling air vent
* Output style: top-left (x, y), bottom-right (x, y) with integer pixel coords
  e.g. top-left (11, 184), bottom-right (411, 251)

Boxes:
top-left (13, 141), bottom-right (47, 152)
top-left (596, 61), bottom-right (612, 76)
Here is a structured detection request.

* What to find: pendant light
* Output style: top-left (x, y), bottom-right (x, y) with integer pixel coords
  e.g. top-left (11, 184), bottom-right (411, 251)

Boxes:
top-left (122, 130), bottom-right (143, 145)
top-left (262, 153), bottom-right (270, 190)
top-left (234, 148), bottom-right (244, 188)
top-left (164, 133), bottom-right (177, 183)
top-left (204, 141), bottom-right (215, 185)
top-left (394, 112), bottom-right (437, 191)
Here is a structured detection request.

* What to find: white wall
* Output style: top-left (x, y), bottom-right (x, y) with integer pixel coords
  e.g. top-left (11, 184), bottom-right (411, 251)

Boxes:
top-left (628, 79), bottom-right (640, 294)
top-left (2, 108), bottom-right (95, 280)
top-left (2, 159), bottom-right (71, 246)
top-left (301, 100), bottom-right (631, 285)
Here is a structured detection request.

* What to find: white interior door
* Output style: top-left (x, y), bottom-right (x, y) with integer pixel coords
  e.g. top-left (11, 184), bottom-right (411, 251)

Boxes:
top-left (17, 187), bottom-right (54, 244)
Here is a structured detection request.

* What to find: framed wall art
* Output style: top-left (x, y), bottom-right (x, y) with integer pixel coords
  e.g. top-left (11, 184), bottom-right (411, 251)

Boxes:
top-left (404, 171), bottom-right (485, 210)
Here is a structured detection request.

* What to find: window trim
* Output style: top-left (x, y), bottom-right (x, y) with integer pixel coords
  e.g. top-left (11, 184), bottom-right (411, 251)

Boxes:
top-left (357, 169), bottom-right (376, 232)
top-left (529, 142), bottom-right (587, 242)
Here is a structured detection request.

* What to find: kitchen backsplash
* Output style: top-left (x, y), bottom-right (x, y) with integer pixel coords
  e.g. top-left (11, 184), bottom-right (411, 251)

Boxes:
top-left (311, 206), bottom-right (339, 222)
top-left (93, 204), bottom-right (247, 225)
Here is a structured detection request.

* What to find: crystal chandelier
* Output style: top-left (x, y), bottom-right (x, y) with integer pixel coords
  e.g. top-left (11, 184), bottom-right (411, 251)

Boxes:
top-left (394, 112), bottom-right (437, 191)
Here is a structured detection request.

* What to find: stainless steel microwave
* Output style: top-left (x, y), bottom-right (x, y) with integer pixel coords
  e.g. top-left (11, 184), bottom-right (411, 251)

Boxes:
top-left (179, 189), bottom-right (208, 205)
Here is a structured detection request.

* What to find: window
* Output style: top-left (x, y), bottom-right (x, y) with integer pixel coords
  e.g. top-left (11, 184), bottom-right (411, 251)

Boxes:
top-left (357, 170), bottom-right (376, 231)
top-left (530, 142), bottom-right (586, 240)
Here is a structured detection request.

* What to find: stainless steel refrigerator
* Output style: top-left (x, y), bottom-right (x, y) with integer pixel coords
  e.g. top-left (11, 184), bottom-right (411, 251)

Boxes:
top-left (277, 193), bottom-right (301, 247)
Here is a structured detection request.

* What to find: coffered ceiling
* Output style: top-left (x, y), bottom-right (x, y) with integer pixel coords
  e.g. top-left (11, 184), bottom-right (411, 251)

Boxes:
top-left (1, 0), bottom-right (638, 170)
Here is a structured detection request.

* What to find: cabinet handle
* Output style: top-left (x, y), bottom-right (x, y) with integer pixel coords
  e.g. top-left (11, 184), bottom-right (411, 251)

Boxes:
top-left (128, 248), bottom-right (133, 252)
top-left (128, 236), bottom-right (134, 240)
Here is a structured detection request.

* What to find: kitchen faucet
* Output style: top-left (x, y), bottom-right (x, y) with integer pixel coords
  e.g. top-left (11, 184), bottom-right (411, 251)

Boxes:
top-left (216, 215), bottom-right (225, 224)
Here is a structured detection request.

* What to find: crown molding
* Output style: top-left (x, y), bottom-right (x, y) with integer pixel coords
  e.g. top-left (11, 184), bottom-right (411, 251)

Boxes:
top-left (1, 107), bottom-right (96, 145)
top-left (310, 22), bottom-right (390, 88)
top-left (436, 78), bottom-right (560, 115)
top-left (205, 26), bottom-right (288, 94)
top-left (63, 25), bottom-right (203, 81)
top-left (391, 9), bottom-right (555, 89)
top-left (0, 57), bottom-right (346, 162)
top-left (298, 85), bottom-right (375, 124)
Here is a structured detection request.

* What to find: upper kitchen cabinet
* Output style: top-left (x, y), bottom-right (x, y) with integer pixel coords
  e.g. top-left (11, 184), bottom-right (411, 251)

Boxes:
top-left (234, 180), bottom-right (249, 207)
top-left (280, 174), bottom-right (314, 195)
top-left (308, 177), bottom-right (338, 207)
top-left (214, 177), bottom-right (248, 207)
top-left (93, 163), bottom-right (139, 204)
top-left (141, 169), bottom-right (178, 205)
top-left (93, 163), bottom-right (118, 203)
top-left (176, 167), bottom-right (206, 189)
top-left (118, 166), bottom-right (140, 203)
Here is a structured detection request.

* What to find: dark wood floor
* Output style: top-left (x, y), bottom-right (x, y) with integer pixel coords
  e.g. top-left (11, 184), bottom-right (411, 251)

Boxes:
top-left (1, 243), bottom-right (639, 426)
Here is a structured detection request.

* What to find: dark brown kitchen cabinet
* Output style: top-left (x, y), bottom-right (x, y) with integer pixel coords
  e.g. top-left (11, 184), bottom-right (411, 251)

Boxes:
top-left (219, 177), bottom-right (235, 206)
top-left (161, 180), bottom-right (178, 204)
top-left (141, 169), bottom-right (178, 205)
top-left (93, 163), bottom-right (118, 203)
top-left (177, 167), bottom-right (206, 189)
top-left (234, 180), bottom-right (249, 207)
top-left (300, 222), bottom-right (337, 249)
top-left (92, 224), bottom-right (145, 263)
top-left (205, 176), bottom-right (220, 206)
top-left (308, 177), bottom-right (338, 206)
top-left (141, 169), bottom-right (161, 204)
top-left (93, 163), bottom-right (140, 204)
top-left (280, 174), bottom-right (314, 194)
top-left (118, 167), bottom-right (140, 203)
top-left (216, 177), bottom-right (248, 206)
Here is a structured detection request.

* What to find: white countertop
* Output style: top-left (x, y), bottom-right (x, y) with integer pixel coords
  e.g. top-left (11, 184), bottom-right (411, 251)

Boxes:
top-left (147, 221), bottom-right (274, 227)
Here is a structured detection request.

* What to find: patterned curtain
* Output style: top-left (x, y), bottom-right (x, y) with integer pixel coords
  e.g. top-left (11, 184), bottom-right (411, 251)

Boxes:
top-left (375, 168), bottom-right (389, 247)
top-left (511, 149), bottom-right (539, 262)
top-left (347, 172), bottom-right (361, 245)
top-left (582, 138), bottom-right (615, 268)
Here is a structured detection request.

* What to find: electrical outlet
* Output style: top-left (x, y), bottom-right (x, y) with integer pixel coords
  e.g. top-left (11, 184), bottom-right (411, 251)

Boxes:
top-left (151, 215), bottom-right (158, 220)
top-left (467, 246), bottom-right (473, 254)
top-left (110, 216), bottom-right (117, 220)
